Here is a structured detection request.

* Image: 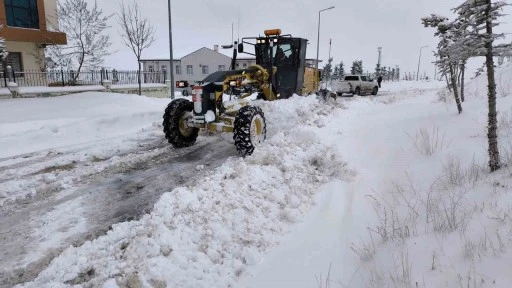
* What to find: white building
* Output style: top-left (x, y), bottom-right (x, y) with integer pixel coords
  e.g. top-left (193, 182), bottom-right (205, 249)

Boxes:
top-left (141, 47), bottom-right (259, 85)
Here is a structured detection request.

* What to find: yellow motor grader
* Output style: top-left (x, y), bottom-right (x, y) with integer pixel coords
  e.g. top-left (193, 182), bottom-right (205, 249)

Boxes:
top-left (162, 29), bottom-right (320, 156)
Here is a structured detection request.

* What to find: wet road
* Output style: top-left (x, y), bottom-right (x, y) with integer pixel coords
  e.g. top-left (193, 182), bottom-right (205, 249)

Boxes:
top-left (0, 135), bottom-right (237, 287)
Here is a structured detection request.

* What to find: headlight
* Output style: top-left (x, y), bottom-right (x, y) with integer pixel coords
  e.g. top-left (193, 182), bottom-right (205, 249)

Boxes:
top-left (205, 110), bottom-right (216, 123)
top-left (229, 80), bottom-right (237, 87)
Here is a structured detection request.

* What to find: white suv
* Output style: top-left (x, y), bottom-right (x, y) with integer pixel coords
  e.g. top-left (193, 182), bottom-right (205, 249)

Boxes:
top-left (332, 75), bottom-right (379, 96)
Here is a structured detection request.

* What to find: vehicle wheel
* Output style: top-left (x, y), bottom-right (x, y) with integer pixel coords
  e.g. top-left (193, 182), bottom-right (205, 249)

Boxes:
top-left (233, 105), bottom-right (267, 156)
top-left (354, 87), bottom-right (361, 96)
top-left (182, 89), bottom-right (189, 96)
top-left (162, 99), bottom-right (199, 148)
top-left (372, 86), bottom-right (378, 95)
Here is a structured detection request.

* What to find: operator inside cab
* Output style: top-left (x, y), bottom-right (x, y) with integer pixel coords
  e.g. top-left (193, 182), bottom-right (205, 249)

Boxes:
top-left (274, 47), bottom-right (286, 65)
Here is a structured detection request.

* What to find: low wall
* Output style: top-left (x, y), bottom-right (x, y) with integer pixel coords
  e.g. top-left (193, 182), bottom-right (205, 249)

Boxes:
top-left (3, 82), bottom-right (170, 98)
top-left (109, 83), bottom-right (169, 98)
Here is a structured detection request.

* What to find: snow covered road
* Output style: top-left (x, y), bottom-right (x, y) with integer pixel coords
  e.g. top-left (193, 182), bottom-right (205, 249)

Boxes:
top-left (1, 82), bottom-right (447, 287)
top-left (0, 131), bottom-right (237, 287)
top-left (0, 93), bottom-right (239, 287)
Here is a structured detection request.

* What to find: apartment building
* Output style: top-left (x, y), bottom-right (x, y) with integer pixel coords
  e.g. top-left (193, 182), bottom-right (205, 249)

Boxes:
top-left (0, 0), bottom-right (67, 71)
top-left (141, 47), bottom-right (260, 84)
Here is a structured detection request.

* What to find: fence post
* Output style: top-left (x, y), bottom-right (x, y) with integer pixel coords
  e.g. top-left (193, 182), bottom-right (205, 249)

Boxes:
top-left (8, 66), bottom-right (16, 83)
top-left (163, 68), bottom-right (167, 83)
top-left (6, 66), bottom-right (12, 83)
top-left (3, 68), bottom-right (7, 87)
top-left (100, 68), bottom-right (104, 84)
top-left (61, 69), bottom-right (65, 86)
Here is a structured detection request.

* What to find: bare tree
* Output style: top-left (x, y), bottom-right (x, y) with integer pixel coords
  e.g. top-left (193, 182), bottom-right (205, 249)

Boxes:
top-left (117, 1), bottom-right (156, 95)
top-left (47, 0), bottom-right (112, 84)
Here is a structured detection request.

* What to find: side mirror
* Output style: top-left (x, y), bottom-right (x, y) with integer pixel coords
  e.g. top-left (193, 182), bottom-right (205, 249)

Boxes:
top-left (237, 43), bottom-right (244, 53)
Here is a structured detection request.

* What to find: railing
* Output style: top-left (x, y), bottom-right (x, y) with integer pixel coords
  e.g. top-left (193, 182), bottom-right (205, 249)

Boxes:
top-left (0, 69), bottom-right (168, 87)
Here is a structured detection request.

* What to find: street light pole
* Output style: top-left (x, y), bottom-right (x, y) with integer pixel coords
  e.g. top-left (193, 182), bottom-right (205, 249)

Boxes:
top-left (416, 45), bottom-right (428, 81)
top-left (168, 0), bottom-right (175, 99)
top-left (315, 6), bottom-right (335, 91)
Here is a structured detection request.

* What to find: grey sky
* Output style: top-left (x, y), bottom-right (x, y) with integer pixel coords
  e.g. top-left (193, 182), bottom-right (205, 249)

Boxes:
top-left (85, 0), bottom-right (512, 77)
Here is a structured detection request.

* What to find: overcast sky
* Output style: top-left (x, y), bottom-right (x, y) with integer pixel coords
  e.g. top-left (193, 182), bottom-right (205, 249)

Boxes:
top-left (83, 0), bottom-right (512, 77)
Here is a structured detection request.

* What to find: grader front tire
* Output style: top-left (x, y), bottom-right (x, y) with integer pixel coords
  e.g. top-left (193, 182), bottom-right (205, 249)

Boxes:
top-left (162, 99), bottom-right (199, 148)
top-left (233, 106), bottom-right (267, 156)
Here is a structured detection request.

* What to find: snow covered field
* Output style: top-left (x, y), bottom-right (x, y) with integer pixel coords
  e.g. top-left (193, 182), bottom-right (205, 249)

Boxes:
top-left (3, 66), bottom-right (512, 287)
top-left (0, 92), bottom-right (174, 206)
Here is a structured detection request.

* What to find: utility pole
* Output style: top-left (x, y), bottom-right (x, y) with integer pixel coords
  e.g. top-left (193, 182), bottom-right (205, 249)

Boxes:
top-left (417, 45), bottom-right (428, 81)
top-left (316, 6), bottom-right (335, 90)
top-left (377, 47), bottom-right (382, 77)
top-left (378, 47), bottom-right (382, 66)
top-left (167, 0), bottom-right (175, 99)
top-left (328, 38), bottom-right (332, 86)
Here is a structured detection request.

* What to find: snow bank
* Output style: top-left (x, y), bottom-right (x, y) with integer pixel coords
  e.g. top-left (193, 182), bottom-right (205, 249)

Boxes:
top-left (0, 92), bottom-right (171, 159)
top-left (466, 61), bottom-right (512, 99)
top-left (18, 95), bottom-right (353, 287)
top-left (325, 66), bottom-right (512, 287)
top-left (238, 70), bottom-right (512, 288)
top-left (17, 85), bottom-right (105, 95)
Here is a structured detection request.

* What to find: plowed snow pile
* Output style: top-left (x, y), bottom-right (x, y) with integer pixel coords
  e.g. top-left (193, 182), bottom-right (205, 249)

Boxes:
top-left (0, 92), bottom-right (172, 159)
top-left (238, 66), bottom-right (512, 288)
top-left (18, 95), bottom-right (353, 287)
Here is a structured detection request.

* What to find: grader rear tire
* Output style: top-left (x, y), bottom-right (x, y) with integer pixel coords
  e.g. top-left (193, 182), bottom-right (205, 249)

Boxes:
top-left (233, 106), bottom-right (267, 156)
top-left (162, 99), bottom-right (199, 148)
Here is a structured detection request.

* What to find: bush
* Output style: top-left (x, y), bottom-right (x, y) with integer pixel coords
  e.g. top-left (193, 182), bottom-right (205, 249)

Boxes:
top-left (407, 125), bottom-right (448, 156)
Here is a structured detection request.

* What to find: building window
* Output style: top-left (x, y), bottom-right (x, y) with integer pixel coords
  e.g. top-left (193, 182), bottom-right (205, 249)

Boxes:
top-left (148, 65), bottom-right (154, 72)
top-left (161, 65), bottom-right (167, 72)
top-left (236, 63), bottom-right (240, 68)
top-left (243, 63), bottom-right (247, 68)
top-left (0, 52), bottom-right (23, 71)
top-left (176, 65), bottom-right (181, 75)
top-left (202, 65), bottom-right (209, 74)
top-left (5, 0), bottom-right (40, 29)
top-left (218, 65), bottom-right (225, 71)
top-left (187, 65), bottom-right (193, 75)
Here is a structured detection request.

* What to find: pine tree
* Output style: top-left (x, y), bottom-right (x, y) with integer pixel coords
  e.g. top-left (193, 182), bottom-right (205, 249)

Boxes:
top-left (339, 61), bottom-right (345, 78)
top-left (381, 66), bottom-right (387, 81)
top-left (351, 60), bottom-right (357, 75)
top-left (422, 14), bottom-right (463, 114)
top-left (452, 0), bottom-right (512, 172)
top-left (323, 57), bottom-right (333, 80)
top-left (357, 60), bottom-right (364, 74)
top-left (375, 63), bottom-right (381, 77)
top-left (332, 64), bottom-right (340, 80)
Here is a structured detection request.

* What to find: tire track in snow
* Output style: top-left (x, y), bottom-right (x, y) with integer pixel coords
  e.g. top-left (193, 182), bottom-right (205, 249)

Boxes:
top-left (0, 135), bottom-right (237, 288)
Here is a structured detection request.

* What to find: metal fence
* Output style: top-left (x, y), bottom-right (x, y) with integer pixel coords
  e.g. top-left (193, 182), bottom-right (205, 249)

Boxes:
top-left (0, 69), bottom-right (168, 87)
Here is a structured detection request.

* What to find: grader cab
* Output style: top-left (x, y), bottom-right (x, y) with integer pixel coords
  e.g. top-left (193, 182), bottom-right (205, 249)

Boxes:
top-left (162, 29), bottom-right (320, 156)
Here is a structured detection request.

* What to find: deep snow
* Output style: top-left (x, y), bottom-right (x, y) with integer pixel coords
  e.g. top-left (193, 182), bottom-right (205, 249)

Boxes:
top-left (7, 68), bottom-right (512, 288)
top-left (0, 92), bottom-right (172, 159)
top-left (16, 90), bottom-right (354, 288)
top-left (240, 66), bottom-right (512, 288)
top-left (0, 92), bottom-right (174, 206)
